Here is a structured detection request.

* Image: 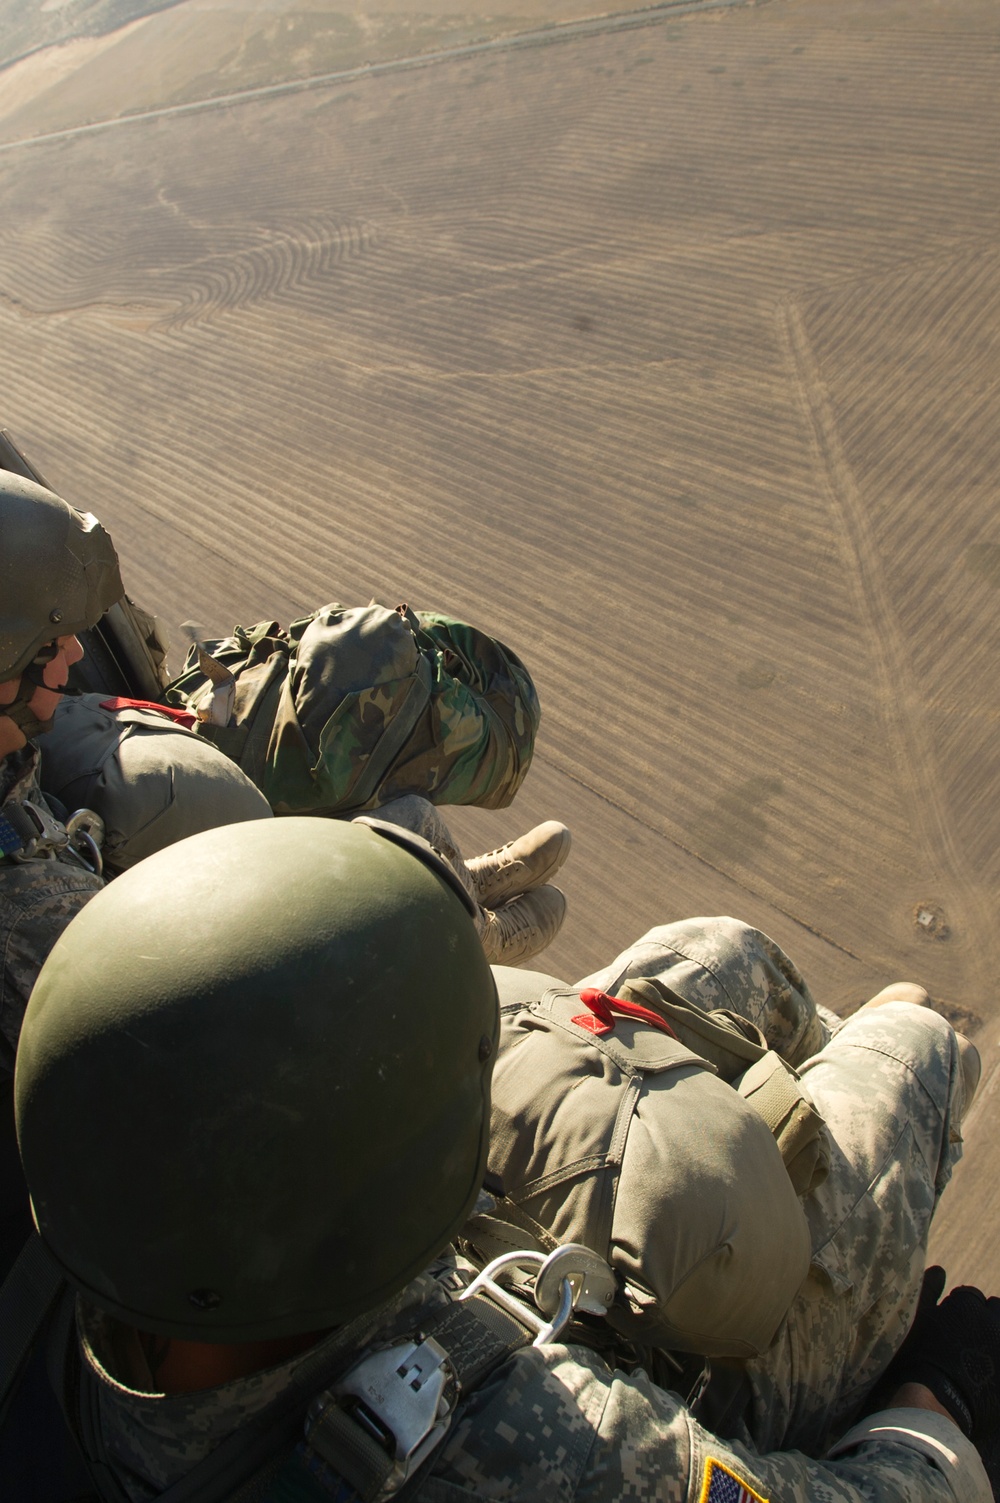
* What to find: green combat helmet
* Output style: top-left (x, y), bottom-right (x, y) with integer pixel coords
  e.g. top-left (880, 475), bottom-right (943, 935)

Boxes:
top-left (15, 817), bottom-right (499, 1341)
top-left (0, 472), bottom-right (123, 735)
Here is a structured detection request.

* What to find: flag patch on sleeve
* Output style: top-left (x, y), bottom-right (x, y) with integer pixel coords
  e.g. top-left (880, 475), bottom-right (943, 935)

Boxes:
top-left (698, 1458), bottom-right (769, 1503)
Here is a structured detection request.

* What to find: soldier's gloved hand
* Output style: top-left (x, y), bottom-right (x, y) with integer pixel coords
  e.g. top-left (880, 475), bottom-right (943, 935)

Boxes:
top-left (883, 1266), bottom-right (1000, 1449)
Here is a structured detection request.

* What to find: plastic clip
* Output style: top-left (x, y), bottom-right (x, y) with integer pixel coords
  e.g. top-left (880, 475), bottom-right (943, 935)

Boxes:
top-left (309, 1335), bottom-right (456, 1496)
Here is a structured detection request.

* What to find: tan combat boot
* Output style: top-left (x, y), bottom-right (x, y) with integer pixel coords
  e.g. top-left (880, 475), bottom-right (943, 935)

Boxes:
top-left (467, 821), bottom-right (571, 909)
top-left (480, 885), bottom-right (567, 966)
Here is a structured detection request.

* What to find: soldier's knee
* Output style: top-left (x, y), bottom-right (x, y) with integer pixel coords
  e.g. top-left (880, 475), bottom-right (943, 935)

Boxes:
top-left (810, 1002), bottom-right (964, 1129)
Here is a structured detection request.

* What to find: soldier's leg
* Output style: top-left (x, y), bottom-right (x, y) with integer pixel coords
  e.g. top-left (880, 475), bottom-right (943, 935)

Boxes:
top-left (366, 794), bottom-right (480, 909)
top-left (737, 1001), bottom-right (968, 1456)
top-left (576, 916), bottom-right (833, 1065)
top-left (369, 795), bottom-right (566, 964)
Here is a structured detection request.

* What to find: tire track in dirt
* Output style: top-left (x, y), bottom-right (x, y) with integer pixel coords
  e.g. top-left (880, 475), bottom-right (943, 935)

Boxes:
top-left (780, 299), bottom-right (996, 1005)
top-left (159, 217), bottom-right (380, 329)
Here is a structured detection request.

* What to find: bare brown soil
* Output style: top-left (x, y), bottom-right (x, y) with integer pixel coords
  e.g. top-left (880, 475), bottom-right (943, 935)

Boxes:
top-left (0, 0), bottom-right (998, 1280)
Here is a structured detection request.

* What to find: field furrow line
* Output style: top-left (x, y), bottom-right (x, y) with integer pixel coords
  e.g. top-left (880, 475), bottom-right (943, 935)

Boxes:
top-left (781, 298), bottom-right (996, 992)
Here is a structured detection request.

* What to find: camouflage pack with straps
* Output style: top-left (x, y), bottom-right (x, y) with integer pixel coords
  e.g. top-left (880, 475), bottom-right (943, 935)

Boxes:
top-left (165, 604), bottom-right (539, 817)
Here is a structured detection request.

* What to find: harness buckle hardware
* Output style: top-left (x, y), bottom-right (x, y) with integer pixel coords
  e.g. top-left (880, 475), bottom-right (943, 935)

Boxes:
top-left (10, 797), bottom-right (71, 862)
top-left (66, 809), bottom-right (105, 876)
top-left (686, 1361), bottom-right (712, 1411)
top-left (309, 1335), bottom-right (457, 1495)
top-left (460, 1242), bottom-right (615, 1346)
top-left (307, 1245), bottom-right (614, 1498)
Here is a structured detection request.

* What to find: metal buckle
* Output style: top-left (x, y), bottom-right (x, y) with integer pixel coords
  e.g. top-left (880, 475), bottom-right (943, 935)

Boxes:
top-left (309, 1335), bottom-right (457, 1495)
top-left (11, 797), bottom-right (70, 862)
top-left (460, 1242), bottom-right (616, 1346)
top-left (306, 1244), bottom-right (615, 1499)
top-left (66, 809), bottom-right (105, 876)
top-left (9, 801), bottom-right (105, 874)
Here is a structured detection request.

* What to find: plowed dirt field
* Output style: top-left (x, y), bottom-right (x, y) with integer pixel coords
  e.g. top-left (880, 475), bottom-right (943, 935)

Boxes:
top-left (1, 0), bottom-right (997, 1280)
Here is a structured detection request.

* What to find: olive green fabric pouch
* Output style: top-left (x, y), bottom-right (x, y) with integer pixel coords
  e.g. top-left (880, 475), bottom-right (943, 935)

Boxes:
top-left (489, 984), bottom-right (817, 1359)
top-left (40, 696), bottom-right (271, 873)
top-left (617, 976), bottom-right (831, 1197)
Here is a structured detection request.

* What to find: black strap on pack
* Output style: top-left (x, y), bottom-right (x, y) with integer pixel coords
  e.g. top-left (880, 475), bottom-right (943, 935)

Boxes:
top-left (285, 1292), bottom-right (535, 1503)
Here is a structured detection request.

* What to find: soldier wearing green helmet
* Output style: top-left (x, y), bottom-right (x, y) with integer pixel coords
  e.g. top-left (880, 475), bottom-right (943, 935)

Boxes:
top-left (0, 472), bottom-right (276, 1078)
top-left (0, 456), bottom-right (571, 1030)
top-left (0, 444), bottom-right (572, 997)
top-left (0, 465), bottom-right (566, 1297)
top-left (0, 474), bottom-right (122, 1067)
top-left (3, 817), bottom-right (996, 1503)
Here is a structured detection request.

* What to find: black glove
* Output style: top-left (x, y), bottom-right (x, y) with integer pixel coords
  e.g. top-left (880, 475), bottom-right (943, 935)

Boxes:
top-left (881, 1265), bottom-right (1000, 1448)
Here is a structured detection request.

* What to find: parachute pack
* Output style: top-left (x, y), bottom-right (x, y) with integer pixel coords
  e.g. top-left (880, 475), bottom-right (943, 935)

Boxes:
top-left (484, 967), bottom-right (830, 1362)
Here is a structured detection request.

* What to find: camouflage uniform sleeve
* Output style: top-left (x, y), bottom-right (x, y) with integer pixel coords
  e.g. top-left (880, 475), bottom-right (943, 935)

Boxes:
top-left (825, 1409), bottom-right (992, 1503)
top-left (0, 862), bottom-right (103, 1077)
top-left (422, 1344), bottom-right (693, 1502)
top-left (422, 1347), bottom-right (987, 1503)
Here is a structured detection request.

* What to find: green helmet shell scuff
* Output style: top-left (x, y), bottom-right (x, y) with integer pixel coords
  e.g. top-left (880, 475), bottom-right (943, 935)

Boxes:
top-left (16, 818), bottom-right (498, 1341)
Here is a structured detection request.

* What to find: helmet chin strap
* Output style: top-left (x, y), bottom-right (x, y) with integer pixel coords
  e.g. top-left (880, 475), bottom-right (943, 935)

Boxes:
top-left (1, 647), bottom-right (79, 742)
top-left (1, 684), bottom-right (57, 741)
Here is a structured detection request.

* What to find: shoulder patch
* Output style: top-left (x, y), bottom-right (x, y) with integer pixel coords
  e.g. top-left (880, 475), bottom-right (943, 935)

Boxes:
top-left (698, 1458), bottom-right (769, 1503)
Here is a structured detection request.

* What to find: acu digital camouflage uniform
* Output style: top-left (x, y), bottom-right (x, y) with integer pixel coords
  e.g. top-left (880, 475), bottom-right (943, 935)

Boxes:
top-left (0, 747), bottom-right (102, 1079)
top-left (75, 1247), bottom-right (987, 1503)
top-left (70, 919), bottom-right (988, 1503)
top-left (164, 604), bottom-right (539, 818)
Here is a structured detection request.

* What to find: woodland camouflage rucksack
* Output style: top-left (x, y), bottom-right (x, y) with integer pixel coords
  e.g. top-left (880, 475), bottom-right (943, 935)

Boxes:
top-left (165, 603), bottom-right (539, 817)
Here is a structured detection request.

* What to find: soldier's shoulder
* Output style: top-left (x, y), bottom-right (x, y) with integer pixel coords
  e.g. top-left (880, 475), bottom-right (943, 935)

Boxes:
top-left (0, 855), bottom-right (104, 912)
top-left (426, 1343), bottom-right (693, 1503)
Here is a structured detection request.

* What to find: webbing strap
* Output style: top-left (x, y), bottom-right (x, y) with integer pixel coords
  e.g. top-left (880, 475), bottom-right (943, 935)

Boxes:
top-left (428, 1290), bottom-right (534, 1390)
top-left (341, 658), bottom-right (433, 813)
top-left (0, 1231), bottom-right (66, 1427)
top-left (460, 1198), bottom-right (560, 1266)
top-left (264, 1292), bottom-right (535, 1503)
top-left (738, 1053), bottom-right (803, 1136)
top-left (735, 1052), bottom-right (830, 1196)
top-left (305, 1404), bottom-right (393, 1501)
top-left (66, 1295), bottom-right (405, 1503)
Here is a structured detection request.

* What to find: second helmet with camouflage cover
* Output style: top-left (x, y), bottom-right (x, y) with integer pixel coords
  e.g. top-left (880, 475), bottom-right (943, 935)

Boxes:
top-left (16, 817), bottom-right (499, 1341)
top-left (0, 471), bottom-right (122, 684)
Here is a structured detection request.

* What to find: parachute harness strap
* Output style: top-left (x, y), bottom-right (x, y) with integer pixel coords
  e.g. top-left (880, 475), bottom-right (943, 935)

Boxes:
top-left (303, 1244), bottom-right (615, 1502)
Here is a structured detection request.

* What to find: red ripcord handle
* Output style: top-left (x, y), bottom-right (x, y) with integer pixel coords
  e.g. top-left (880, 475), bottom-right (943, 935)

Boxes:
top-left (100, 697), bottom-right (198, 729)
top-left (571, 988), bottom-right (679, 1039)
